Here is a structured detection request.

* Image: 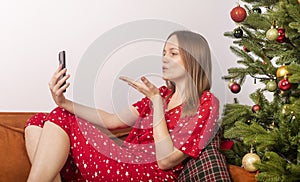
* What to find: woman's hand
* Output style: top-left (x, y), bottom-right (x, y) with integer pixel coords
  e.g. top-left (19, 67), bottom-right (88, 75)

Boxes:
top-left (48, 64), bottom-right (70, 107)
top-left (119, 76), bottom-right (160, 101)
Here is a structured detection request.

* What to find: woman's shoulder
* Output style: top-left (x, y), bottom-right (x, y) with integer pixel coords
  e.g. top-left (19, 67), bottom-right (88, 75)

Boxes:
top-left (200, 90), bottom-right (219, 105)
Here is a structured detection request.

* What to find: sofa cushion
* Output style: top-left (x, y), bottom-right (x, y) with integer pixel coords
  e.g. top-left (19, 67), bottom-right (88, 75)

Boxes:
top-left (0, 113), bottom-right (32, 182)
top-left (227, 164), bottom-right (257, 182)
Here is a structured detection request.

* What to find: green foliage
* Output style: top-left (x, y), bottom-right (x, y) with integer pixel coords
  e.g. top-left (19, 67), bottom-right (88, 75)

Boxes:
top-left (255, 152), bottom-right (300, 181)
top-left (221, 103), bottom-right (252, 127)
top-left (287, 62), bottom-right (300, 83)
top-left (222, 0), bottom-right (300, 181)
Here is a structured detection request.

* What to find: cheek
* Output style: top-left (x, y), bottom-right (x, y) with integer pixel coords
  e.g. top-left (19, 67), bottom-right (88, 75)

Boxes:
top-left (174, 59), bottom-right (185, 71)
top-left (175, 58), bottom-right (185, 69)
top-left (171, 62), bottom-right (186, 77)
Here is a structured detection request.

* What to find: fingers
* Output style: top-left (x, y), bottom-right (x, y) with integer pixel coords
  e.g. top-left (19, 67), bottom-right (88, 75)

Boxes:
top-left (119, 76), bottom-right (140, 88)
top-left (49, 68), bottom-right (70, 94)
top-left (56, 74), bottom-right (70, 90)
top-left (53, 64), bottom-right (64, 78)
top-left (141, 76), bottom-right (153, 89)
top-left (49, 75), bottom-right (70, 99)
top-left (57, 64), bottom-right (63, 72)
top-left (49, 68), bottom-right (67, 87)
top-left (141, 76), bottom-right (159, 94)
top-left (120, 76), bottom-right (159, 97)
top-left (55, 82), bottom-right (70, 96)
top-left (119, 76), bottom-right (135, 84)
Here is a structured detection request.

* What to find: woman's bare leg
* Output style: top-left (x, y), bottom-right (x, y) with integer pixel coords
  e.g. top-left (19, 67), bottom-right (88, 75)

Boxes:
top-left (25, 126), bottom-right (42, 162)
top-left (25, 126), bottom-right (63, 182)
top-left (26, 121), bottom-right (70, 182)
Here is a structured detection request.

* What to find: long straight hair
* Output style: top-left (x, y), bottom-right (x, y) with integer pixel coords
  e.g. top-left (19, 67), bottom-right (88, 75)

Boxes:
top-left (165, 30), bottom-right (212, 117)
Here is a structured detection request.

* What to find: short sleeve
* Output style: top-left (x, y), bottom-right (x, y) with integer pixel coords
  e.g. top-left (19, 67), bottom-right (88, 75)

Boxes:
top-left (132, 97), bottom-right (151, 117)
top-left (170, 92), bottom-right (220, 158)
top-left (132, 86), bottom-right (171, 117)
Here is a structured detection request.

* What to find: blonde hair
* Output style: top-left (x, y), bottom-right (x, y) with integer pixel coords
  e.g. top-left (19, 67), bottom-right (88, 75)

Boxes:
top-left (165, 30), bottom-right (212, 117)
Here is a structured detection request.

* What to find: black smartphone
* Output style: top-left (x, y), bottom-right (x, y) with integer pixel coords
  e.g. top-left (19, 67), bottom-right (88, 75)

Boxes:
top-left (58, 50), bottom-right (66, 92)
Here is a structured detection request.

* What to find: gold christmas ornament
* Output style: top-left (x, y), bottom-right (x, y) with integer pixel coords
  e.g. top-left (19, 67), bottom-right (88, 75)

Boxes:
top-left (242, 152), bottom-right (261, 172)
top-left (228, 79), bottom-right (235, 88)
top-left (266, 26), bottom-right (279, 41)
top-left (268, 122), bottom-right (275, 130)
top-left (282, 105), bottom-right (288, 114)
top-left (276, 65), bottom-right (289, 79)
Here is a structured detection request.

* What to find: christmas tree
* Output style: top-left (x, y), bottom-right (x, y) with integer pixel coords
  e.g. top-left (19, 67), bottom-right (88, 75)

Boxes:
top-left (221, 0), bottom-right (300, 181)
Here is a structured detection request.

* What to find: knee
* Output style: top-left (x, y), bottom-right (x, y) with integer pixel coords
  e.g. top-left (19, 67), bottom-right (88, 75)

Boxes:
top-left (47, 107), bottom-right (73, 135)
top-left (24, 126), bottom-right (43, 151)
top-left (25, 125), bottom-right (42, 138)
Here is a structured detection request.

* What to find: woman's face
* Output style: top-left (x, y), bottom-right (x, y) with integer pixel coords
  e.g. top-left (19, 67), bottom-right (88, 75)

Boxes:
top-left (162, 35), bottom-right (186, 82)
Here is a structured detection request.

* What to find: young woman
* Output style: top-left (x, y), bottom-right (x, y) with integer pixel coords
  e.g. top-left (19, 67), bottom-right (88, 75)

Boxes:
top-left (25, 30), bottom-right (220, 181)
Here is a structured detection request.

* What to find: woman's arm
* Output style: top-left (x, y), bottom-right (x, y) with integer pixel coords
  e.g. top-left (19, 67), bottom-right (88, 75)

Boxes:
top-left (151, 95), bottom-right (189, 170)
top-left (61, 99), bottom-right (138, 130)
top-left (120, 76), bottom-right (189, 170)
top-left (49, 65), bottom-right (138, 130)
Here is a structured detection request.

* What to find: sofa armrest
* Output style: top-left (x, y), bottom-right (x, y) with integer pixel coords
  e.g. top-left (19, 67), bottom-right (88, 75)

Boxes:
top-left (0, 113), bottom-right (32, 182)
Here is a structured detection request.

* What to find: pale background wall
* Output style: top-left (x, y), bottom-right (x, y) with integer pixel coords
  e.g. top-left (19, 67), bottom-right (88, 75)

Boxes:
top-left (0, 0), bottom-right (262, 112)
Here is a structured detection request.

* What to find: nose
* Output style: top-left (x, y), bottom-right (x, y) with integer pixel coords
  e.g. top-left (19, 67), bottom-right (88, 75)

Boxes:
top-left (162, 55), bottom-right (170, 63)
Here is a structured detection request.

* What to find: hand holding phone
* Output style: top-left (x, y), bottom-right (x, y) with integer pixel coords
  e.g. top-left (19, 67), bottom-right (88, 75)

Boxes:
top-left (58, 50), bottom-right (66, 92)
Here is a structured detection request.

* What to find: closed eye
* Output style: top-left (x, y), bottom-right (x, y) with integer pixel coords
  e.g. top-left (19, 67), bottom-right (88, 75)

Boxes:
top-left (163, 47), bottom-right (179, 57)
top-left (171, 52), bottom-right (178, 56)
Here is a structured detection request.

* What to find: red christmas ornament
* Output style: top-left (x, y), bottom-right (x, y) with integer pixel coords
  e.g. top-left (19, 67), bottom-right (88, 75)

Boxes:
top-left (278, 78), bottom-right (291, 91)
top-left (243, 46), bottom-right (250, 52)
top-left (230, 82), bottom-right (241, 94)
top-left (230, 5), bottom-right (247, 23)
top-left (252, 104), bottom-right (260, 113)
top-left (276, 28), bottom-right (286, 43)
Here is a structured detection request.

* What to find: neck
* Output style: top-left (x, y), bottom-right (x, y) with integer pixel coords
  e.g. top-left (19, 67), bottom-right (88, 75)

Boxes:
top-left (173, 81), bottom-right (186, 102)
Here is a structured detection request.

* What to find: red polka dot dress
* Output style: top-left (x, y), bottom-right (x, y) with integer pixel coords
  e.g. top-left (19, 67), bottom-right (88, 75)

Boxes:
top-left (25, 86), bottom-right (219, 181)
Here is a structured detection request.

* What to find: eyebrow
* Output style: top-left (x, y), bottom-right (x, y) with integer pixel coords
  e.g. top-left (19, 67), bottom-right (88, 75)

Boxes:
top-left (163, 47), bottom-right (179, 52)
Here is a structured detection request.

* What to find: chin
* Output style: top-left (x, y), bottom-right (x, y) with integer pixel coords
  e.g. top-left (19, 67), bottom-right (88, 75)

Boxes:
top-left (162, 75), bottom-right (171, 81)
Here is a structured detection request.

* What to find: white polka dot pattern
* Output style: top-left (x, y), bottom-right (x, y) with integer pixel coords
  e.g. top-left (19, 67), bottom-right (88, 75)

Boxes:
top-left (24, 86), bottom-right (220, 181)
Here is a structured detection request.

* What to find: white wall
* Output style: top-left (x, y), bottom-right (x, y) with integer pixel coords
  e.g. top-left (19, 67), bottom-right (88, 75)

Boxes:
top-left (0, 0), bottom-right (258, 112)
